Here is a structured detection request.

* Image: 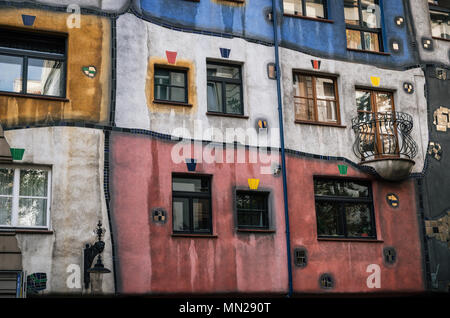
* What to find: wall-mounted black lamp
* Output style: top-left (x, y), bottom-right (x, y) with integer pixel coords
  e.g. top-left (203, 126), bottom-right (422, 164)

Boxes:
top-left (84, 220), bottom-right (111, 289)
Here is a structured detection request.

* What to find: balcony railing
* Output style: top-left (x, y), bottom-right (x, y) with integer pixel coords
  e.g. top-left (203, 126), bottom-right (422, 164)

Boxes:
top-left (351, 111), bottom-right (418, 162)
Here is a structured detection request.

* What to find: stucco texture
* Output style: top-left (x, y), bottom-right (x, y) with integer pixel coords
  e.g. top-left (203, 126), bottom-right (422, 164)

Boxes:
top-left (4, 127), bottom-right (114, 294)
top-left (0, 8), bottom-right (111, 126)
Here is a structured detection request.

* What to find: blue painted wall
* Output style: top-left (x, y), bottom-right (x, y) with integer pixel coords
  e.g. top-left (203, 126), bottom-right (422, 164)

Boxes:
top-left (137, 0), bottom-right (417, 68)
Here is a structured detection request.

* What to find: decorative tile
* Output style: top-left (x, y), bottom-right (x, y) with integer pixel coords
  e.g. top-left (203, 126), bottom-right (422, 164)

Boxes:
top-left (82, 66), bottom-right (97, 78)
top-left (403, 82), bottom-right (414, 94)
top-left (427, 142), bottom-right (442, 161)
top-left (220, 48), bottom-right (231, 58)
top-left (433, 107), bottom-right (450, 132)
top-left (22, 14), bottom-right (36, 26)
top-left (386, 193), bottom-right (399, 208)
top-left (311, 60), bottom-right (321, 70)
top-left (370, 76), bottom-right (380, 87)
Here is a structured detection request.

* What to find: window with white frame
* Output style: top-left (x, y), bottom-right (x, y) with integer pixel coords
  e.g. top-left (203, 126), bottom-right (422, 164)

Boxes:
top-left (0, 166), bottom-right (51, 228)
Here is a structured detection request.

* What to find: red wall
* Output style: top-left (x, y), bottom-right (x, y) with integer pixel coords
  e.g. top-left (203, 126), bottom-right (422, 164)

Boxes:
top-left (111, 133), bottom-right (288, 294)
top-left (110, 133), bottom-right (424, 295)
top-left (286, 156), bottom-right (424, 294)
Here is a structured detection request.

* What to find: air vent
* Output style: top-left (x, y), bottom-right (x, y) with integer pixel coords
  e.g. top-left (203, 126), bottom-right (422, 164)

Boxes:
top-left (319, 273), bottom-right (334, 289)
top-left (293, 247), bottom-right (307, 268)
top-left (383, 247), bottom-right (397, 265)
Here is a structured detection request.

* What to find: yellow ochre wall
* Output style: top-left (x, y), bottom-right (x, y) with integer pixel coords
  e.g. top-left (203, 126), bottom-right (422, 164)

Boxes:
top-left (0, 8), bottom-right (111, 126)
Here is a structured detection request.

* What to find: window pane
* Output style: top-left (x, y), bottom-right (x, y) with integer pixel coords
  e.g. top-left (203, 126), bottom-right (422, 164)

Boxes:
top-left (19, 169), bottom-right (48, 197)
top-left (316, 202), bottom-right (343, 236)
top-left (207, 82), bottom-right (222, 112)
top-left (359, 133), bottom-right (376, 152)
top-left (294, 74), bottom-right (313, 98)
top-left (193, 198), bottom-right (210, 232)
top-left (344, 0), bottom-right (360, 25)
top-left (207, 64), bottom-right (241, 80)
top-left (154, 69), bottom-right (170, 85)
top-left (225, 84), bottom-right (242, 114)
top-left (173, 197), bottom-right (190, 232)
top-left (295, 98), bottom-right (315, 121)
top-left (173, 177), bottom-right (209, 193)
top-left (27, 58), bottom-right (63, 96)
top-left (356, 90), bottom-right (372, 112)
top-left (345, 203), bottom-right (374, 237)
top-left (314, 179), bottom-right (369, 198)
top-left (430, 10), bottom-right (450, 39)
top-left (170, 72), bottom-right (185, 86)
top-left (361, 0), bottom-right (380, 28)
top-left (317, 100), bottom-right (337, 122)
top-left (380, 134), bottom-right (398, 155)
top-left (0, 168), bottom-right (14, 195)
top-left (315, 77), bottom-right (335, 100)
top-left (283, 0), bottom-right (303, 16)
top-left (0, 197), bottom-right (12, 226)
top-left (346, 29), bottom-right (362, 49)
top-left (18, 198), bottom-right (47, 227)
top-left (375, 92), bottom-right (393, 113)
top-left (170, 87), bottom-right (186, 103)
top-left (155, 85), bottom-right (169, 100)
top-left (305, 0), bottom-right (325, 18)
top-left (363, 32), bottom-right (380, 52)
top-left (236, 192), bottom-right (268, 229)
top-left (0, 54), bottom-right (23, 93)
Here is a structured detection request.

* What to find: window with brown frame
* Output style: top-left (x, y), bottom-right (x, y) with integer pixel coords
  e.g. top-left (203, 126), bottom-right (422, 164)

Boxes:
top-left (355, 89), bottom-right (399, 158)
top-left (293, 72), bottom-right (340, 125)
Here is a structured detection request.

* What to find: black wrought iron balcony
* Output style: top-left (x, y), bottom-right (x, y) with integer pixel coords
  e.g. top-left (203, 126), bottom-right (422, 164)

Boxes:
top-left (351, 111), bottom-right (418, 181)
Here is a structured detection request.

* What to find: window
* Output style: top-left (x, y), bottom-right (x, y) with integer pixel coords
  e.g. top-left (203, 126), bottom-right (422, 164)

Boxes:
top-left (356, 89), bottom-right (398, 157)
top-left (429, 0), bottom-right (450, 40)
top-left (172, 175), bottom-right (212, 234)
top-left (236, 191), bottom-right (269, 230)
top-left (154, 67), bottom-right (188, 103)
top-left (293, 72), bottom-right (340, 124)
top-left (0, 166), bottom-right (51, 228)
top-left (314, 178), bottom-right (376, 238)
top-left (283, 0), bottom-right (327, 19)
top-left (207, 62), bottom-right (243, 115)
top-left (0, 28), bottom-right (66, 98)
top-left (344, 0), bottom-right (382, 52)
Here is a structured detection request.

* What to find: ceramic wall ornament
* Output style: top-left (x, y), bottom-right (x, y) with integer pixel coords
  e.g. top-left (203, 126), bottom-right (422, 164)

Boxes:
top-left (82, 66), bottom-right (97, 78)
top-left (428, 142), bottom-right (442, 161)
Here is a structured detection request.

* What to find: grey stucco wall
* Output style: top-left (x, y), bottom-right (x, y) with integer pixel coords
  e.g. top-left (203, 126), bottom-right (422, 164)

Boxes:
top-left (4, 127), bottom-right (114, 295)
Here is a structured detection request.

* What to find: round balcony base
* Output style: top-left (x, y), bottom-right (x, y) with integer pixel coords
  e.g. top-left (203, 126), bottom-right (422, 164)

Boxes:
top-left (361, 157), bottom-right (415, 181)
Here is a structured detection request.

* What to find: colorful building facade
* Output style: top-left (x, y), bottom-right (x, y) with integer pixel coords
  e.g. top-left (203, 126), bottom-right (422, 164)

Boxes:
top-left (0, 0), bottom-right (448, 296)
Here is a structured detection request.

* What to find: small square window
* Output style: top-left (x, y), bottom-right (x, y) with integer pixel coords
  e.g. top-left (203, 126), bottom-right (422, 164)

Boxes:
top-left (154, 67), bottom-right (188, 103)
top-left (236, 191), bottom-right (269, 230)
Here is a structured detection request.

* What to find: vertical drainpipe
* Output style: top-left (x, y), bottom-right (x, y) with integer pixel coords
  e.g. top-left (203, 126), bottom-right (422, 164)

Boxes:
top-left (271, 0), bottom-right (293, 298)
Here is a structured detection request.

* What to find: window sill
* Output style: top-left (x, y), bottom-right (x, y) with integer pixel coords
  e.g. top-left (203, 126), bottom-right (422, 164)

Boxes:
top-left (153, 99), bottom-right (192, 107)
top-left (0, 91), bottom-right (69, 102)
top-left (171, 233), bottom-right (218, 238)
top-left (0, 228), bottom-right (53, 235)
top-left (237, 228), bottom-right (276, 234)
top-left (295, 120), bottom-right (346, 128)
top-left (206, 112), bottom-right (249, 119)
top-left (317, 237), bottom-right (383, 243)
top-left (347, 48), bottom-right (391, 56)
top-left (432, 36), bottom-right (450, 43)
top-left (283, 13), bottom-right (334, 24)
